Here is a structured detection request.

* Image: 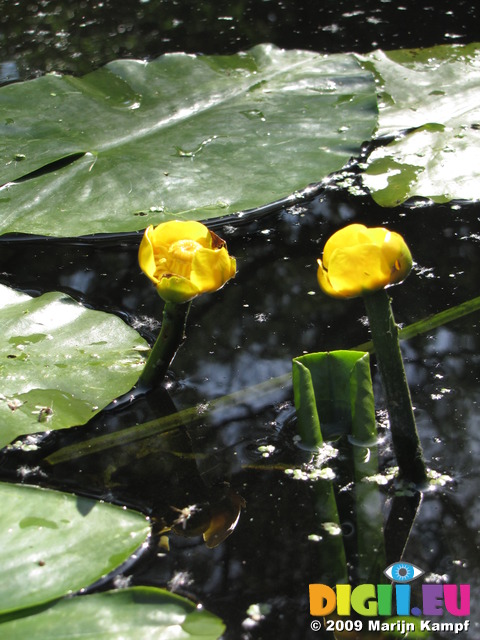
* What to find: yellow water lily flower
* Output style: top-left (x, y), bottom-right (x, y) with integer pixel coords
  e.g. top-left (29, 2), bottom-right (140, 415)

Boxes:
top-left (139, 220), bottom-right (236, 304)
top-left (317, 223), bottom-right (412, 299)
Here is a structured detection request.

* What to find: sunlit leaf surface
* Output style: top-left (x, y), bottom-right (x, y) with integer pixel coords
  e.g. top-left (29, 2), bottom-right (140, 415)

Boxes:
top-left (357, 43), bottom-right (480, 205)
top-left (0, 44), bottom-right (377, 236)
top-left (0, 284), bottom-right (147, 447)
top-left (0, 482), bottom-right (150, 615)
top-left (0, 586), bottom-right (225, 639)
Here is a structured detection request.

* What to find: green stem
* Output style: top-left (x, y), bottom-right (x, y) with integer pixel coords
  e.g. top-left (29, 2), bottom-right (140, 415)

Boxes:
top-left (137, 300), bottom-right (190, 390)
top-left (362, 289), bottom-right (427, 485)
top-left (45, 374), bottom-right (291, 466)
top-left (354, 294), bottom-right (480, 353)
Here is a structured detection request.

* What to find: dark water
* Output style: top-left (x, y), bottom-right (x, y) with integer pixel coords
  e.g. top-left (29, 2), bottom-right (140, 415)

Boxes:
top-left (1, 2), bottom-right (479, 639)
top-left (1, 0), bottom-right (479, 80)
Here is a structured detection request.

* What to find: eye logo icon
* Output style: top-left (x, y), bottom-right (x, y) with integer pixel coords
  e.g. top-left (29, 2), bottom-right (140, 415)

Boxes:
top-left (384, 562), bottom-right (424, 583)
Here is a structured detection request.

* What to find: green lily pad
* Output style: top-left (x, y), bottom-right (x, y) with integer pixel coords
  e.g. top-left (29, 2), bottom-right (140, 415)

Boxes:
top-left (0, 586), bottom-right (225, 639)
top-left (0, 482), bottom-right (150, 615)
top-left (357, 43), bottom-right (480, 206)
top-left (0, 284), bottom-right (147, 448)
top-left (0, 44), bottom-right (377, 236)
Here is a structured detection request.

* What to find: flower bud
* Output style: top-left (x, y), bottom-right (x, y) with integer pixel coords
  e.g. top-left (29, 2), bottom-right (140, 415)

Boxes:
top-left (317, 224), bottom-right (412, 299)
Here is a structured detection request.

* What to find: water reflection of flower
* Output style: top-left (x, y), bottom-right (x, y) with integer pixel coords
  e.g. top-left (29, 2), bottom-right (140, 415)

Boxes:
top-left (139, 220), bottom-right (236, 304)
top-left (317, 223), bottom-right (412, 299)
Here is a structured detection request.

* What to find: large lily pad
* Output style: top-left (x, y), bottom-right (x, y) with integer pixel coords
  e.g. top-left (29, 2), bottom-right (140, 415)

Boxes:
top-left (357, 43), bottom-right (480, 206)
top-left (0, 44), bottom-right (377, 236)
top-left (0, 586), bottom-right (225, 639)
top-left (0, 284), bottom-right (147, 447)
top-left (0, 482), bottom-right (150, 614)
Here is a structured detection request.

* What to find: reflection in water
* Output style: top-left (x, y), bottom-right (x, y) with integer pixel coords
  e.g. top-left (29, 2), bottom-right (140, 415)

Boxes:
top-left (1, 0), bottom-right (478, 80)
top-left (0, 191), bottom-right (479, 639)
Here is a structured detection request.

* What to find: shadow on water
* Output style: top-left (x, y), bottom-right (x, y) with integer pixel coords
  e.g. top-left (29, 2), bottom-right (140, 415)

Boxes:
top-left (0, 368), bottom-right (423, 638)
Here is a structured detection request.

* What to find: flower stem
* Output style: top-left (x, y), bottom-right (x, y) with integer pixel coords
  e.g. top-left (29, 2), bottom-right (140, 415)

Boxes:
top-left (138, 301), bottom-right (190, 390)
top-left (362, 289), bottom-right (427, 484)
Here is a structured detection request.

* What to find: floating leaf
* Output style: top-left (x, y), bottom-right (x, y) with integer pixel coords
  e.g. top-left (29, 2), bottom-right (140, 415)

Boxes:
top-left (0, 586), bottom-right (225, 640)
top-left (0, 44), bottom-right (377, 236)
top-left (0, 482), bottom-right (150, 615)
top-left (357, 43), bottom-right (480, 205)
top-left (0, 284), bottom-right (147, 447)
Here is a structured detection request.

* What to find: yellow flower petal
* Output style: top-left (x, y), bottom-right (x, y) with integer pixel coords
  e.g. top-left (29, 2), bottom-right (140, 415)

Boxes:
top-left (327, 245), bottom-right (391, 296)
top-left (138, 220), bottom-right (236, 303)
top-left (191, 246), bottom-right (237, 293)
top-left (150, 220), bottom-right (212, 249)
top-left (317, 224), bottom-right (412, 299)
top-left (381, 230), bottom-right (413, 285)
top-left (317, 258), bottom-right (338, 298)
top-left (322, 224), bottom-right (371, 269)
top-left (138, 225), bottom-right (157, 283)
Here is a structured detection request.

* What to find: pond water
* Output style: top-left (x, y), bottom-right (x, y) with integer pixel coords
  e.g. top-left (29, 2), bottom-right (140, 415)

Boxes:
top-left (1, 2), bottom-right (479, 639)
